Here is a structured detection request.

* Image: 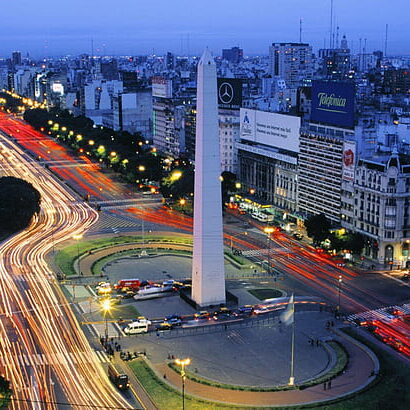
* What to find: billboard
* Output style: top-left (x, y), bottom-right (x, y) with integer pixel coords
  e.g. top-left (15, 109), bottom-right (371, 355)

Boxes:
top-left (152, 76), bottom-right (173, 98)
top-left (217, 78), bottom-right (242, 110)
top-left (311, 81), bottom-right (355, 128)
top-left (342, 141), bottom-right (356, 182)
top-left (240, 108), bottom-right (300, 153)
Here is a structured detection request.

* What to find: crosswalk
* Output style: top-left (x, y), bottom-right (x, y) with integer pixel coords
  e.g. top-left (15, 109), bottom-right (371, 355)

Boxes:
top-left (89, 212), bottom-right (143, 234)
top-left (241, 248), bottom-right (284, 257)
top-left (347, 303), bottom-right (410, 323)
top-left (0, 350), bottom-right (110, 368)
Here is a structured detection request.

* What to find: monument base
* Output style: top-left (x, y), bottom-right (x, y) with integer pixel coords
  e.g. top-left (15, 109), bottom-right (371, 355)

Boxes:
top-left (179, 288), bottom-right (238, 310)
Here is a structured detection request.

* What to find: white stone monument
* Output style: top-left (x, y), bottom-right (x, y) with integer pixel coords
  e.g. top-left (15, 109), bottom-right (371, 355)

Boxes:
top-left (191, 49), bottom-right (226, 307)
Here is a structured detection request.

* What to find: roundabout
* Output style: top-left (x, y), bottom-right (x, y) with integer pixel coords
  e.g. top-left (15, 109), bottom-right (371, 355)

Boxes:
top-left (53, 234), bottom-right (381, 408)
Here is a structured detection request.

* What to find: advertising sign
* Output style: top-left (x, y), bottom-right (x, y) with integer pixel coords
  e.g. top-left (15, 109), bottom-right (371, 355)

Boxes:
top-left (342, 140), bottom-right (356, 181)
top-left (217, 78), bottom-right (242, 110)
top-left (240, 108), bottom-right (300, 153)
top-left (152, 76), bottom-right (173, 98)
top-left (311, 81), bottom-right (355, 128)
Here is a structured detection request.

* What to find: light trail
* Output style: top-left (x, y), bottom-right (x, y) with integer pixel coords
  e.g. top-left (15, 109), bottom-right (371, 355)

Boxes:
top-left (0, 134), bottom-right (132, 409)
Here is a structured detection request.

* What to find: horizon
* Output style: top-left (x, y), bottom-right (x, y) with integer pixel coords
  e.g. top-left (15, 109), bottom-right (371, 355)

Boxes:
top-left (1, 0), bottom-right (409, 58)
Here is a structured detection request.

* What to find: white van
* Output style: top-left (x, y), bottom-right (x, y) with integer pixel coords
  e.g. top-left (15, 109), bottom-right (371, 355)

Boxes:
top-left (123, 320), bottom-right (150, 335)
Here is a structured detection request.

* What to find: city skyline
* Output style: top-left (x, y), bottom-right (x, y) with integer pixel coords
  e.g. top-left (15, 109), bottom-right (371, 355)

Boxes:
top-left (1, 0), bottom-right (410, 58)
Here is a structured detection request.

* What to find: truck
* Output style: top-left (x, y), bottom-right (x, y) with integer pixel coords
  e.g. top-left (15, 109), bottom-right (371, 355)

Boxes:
top-left (107, 364), bottom-right (129, 390)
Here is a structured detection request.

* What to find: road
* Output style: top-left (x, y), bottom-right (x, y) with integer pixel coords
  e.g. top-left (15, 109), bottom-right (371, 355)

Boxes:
top-left (0, 133), bottom-right (133, 409)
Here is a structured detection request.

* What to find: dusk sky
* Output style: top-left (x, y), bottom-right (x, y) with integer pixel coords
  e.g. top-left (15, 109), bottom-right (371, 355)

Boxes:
top-left (1, 0), bottom-right (409, 58)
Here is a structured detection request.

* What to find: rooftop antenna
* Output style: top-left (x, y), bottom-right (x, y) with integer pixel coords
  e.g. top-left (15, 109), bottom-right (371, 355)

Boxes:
top-left (299, 18), bottom-right (303, 43)
top-left (91, 38), bottom-right (94, 58)
top-left (329, 0), bottom-right (333, 49)
top-left (336, 26), bottom-right (340, 48)
top-left (384, 24), bottom-right (388, 57)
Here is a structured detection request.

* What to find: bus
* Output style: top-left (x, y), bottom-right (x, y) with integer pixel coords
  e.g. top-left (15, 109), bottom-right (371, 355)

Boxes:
top-left (107, 364), bottom-right (129, 390)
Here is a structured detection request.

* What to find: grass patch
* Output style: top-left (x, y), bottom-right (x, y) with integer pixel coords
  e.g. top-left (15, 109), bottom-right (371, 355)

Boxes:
top-left (128, 359), bottom-right (242, 409)
top-left (168, 341), bottom-right (347, 392)
top-left (55, 235), bottom-right (192, 276)
top-left (304, 328), bottom-right (409, 409)
top-left (248, 288), bottom-right (283, 300)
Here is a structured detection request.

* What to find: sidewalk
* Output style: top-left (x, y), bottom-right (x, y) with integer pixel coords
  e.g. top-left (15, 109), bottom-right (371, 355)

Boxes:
top-left (152, 329), bottom-right (378, 408)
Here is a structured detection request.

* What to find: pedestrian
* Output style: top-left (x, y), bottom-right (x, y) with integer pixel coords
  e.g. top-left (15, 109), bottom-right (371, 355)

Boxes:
top-left (323, 382), bottom-right (326, 391)
top-left (328, 380), bottom-right (332, 389)
top-left (316, 339), bottom-right (319, 347)
top-left (224, 324), bottom-right (227, 331)
top-left (163, 374), bottom-right (167, 379)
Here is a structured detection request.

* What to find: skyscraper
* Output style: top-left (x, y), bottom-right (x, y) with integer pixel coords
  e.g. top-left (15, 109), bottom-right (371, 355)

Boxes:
top-left (191, 49), bottom-right (226, 307)
top-left (268, 43), bottom-right (313, 88)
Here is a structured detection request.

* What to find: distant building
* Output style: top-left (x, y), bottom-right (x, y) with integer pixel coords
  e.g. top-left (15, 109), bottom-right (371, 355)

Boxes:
top-left (166, 52), bottom-right (175, 71)
top-left (112, 90), bottom-right (152, 135)
top-left (268, 43), bottom-right (313, 88)
top-left (100, 59), bottom-right (119, 81)
top-left (12, 51), bottom-right (22, 69)
top-left (318, 36), bottom-right (351, 80)
top-left (383, 69), bottom-right (410, 94)
top-left (222, 47), bottom-right (243, 64)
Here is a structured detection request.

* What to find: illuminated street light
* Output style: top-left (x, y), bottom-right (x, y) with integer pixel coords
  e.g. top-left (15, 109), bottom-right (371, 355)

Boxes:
top-left (138, 165), bottom-right (146, 172)
top-left (88, 140), bottom-right (95, 146)
top-left (175, 358), bottom-right (191, 410)
top-left (235, 182), bottom-right (241, 189)
top-left (337, 275), bottom-right (343, 313)
top-left (101, 298), bottom-right (112, 341)
top-left (179, 198), bottom-right (186, 206)
top-left (230, 231), bottom-right (248, 254)
top-left (264, 227), bottom-right (275, 276)
top-left (72, 234), bottom-right (83, 275)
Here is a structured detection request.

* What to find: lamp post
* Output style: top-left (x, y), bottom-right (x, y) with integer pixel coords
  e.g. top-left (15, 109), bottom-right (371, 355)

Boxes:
top-left (102, 298), bottom-right (111, 342)
top-left (264, 227), bottom-right (275, 276)
top-left (230, 231), bottom-right (248, 254)
top-left (72, 234), bottom-right (83, 275)
top-left (337, 275), bottom-right (343, 313)
top-left (175, 358), bottom-right (191, 410)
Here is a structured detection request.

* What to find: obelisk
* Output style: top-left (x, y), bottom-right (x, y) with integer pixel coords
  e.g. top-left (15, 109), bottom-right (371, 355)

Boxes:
top-left (191, 49), bottom-right (226, 307)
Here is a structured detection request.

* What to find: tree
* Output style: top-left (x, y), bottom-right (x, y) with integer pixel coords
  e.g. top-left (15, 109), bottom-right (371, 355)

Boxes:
top-left (344, 232), bottom-right (365, 255)
top-left (304, 213), bottom-right (331, 246)
top-left (221, 171), bottom-right (237, 206)
top-left (0, 375), bottom-right (11, 408)
top-left (0, 177), bottom-right (41, 234)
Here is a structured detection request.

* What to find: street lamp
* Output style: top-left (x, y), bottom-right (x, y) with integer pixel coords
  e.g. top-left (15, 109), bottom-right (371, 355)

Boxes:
top-left (230, 231), bottom-right (248, 254)
top-left (72, 234), bottom-right (83, 275)
top-left (264, 227), bottom-right (275, 276)
top-left (175, 358), bottom-right (191, 410)
top-left (101, 298), bottom-right (112, 341)
top-left (337, 275), bottom-right (343, 313)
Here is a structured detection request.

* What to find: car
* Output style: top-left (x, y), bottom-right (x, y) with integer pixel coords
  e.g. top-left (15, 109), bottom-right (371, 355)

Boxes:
top-left (162, 280), bottom-right (175, 286)
top-left (212, 307), bottom-right (231, 320)
top-left (254, 305), bottom-right (270, 315)
top-left (293, 233), bottom-right (303, 240)
top-left (165, 315), bottom-right (182, 326)
top-left (234, 305), bottom-right (254, 317)
top-left (194, 311), bottom-right (211, 320)
top-left (156, 322), bottom-right (173, 331)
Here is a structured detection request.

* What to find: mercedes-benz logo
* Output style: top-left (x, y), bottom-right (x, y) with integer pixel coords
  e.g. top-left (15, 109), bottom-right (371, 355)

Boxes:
top-left (219, 82), bottom-right (234, 104)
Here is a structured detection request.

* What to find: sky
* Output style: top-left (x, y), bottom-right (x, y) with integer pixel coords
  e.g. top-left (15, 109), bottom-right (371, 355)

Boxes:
top-left (1, 0), bottom-right (409, 58)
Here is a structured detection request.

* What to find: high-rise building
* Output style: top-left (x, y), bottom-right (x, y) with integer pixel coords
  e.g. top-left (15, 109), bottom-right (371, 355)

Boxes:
top-left (12, 51), bottom-right (22, 68)
top-left (191, 49), bottom-right (226, 307)
top-left (222, 47), bottom-right (243, 64)
top-left (165, 52), bottom-right (175, 71)
top-left (268, 43), bottom-right (313, 88)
